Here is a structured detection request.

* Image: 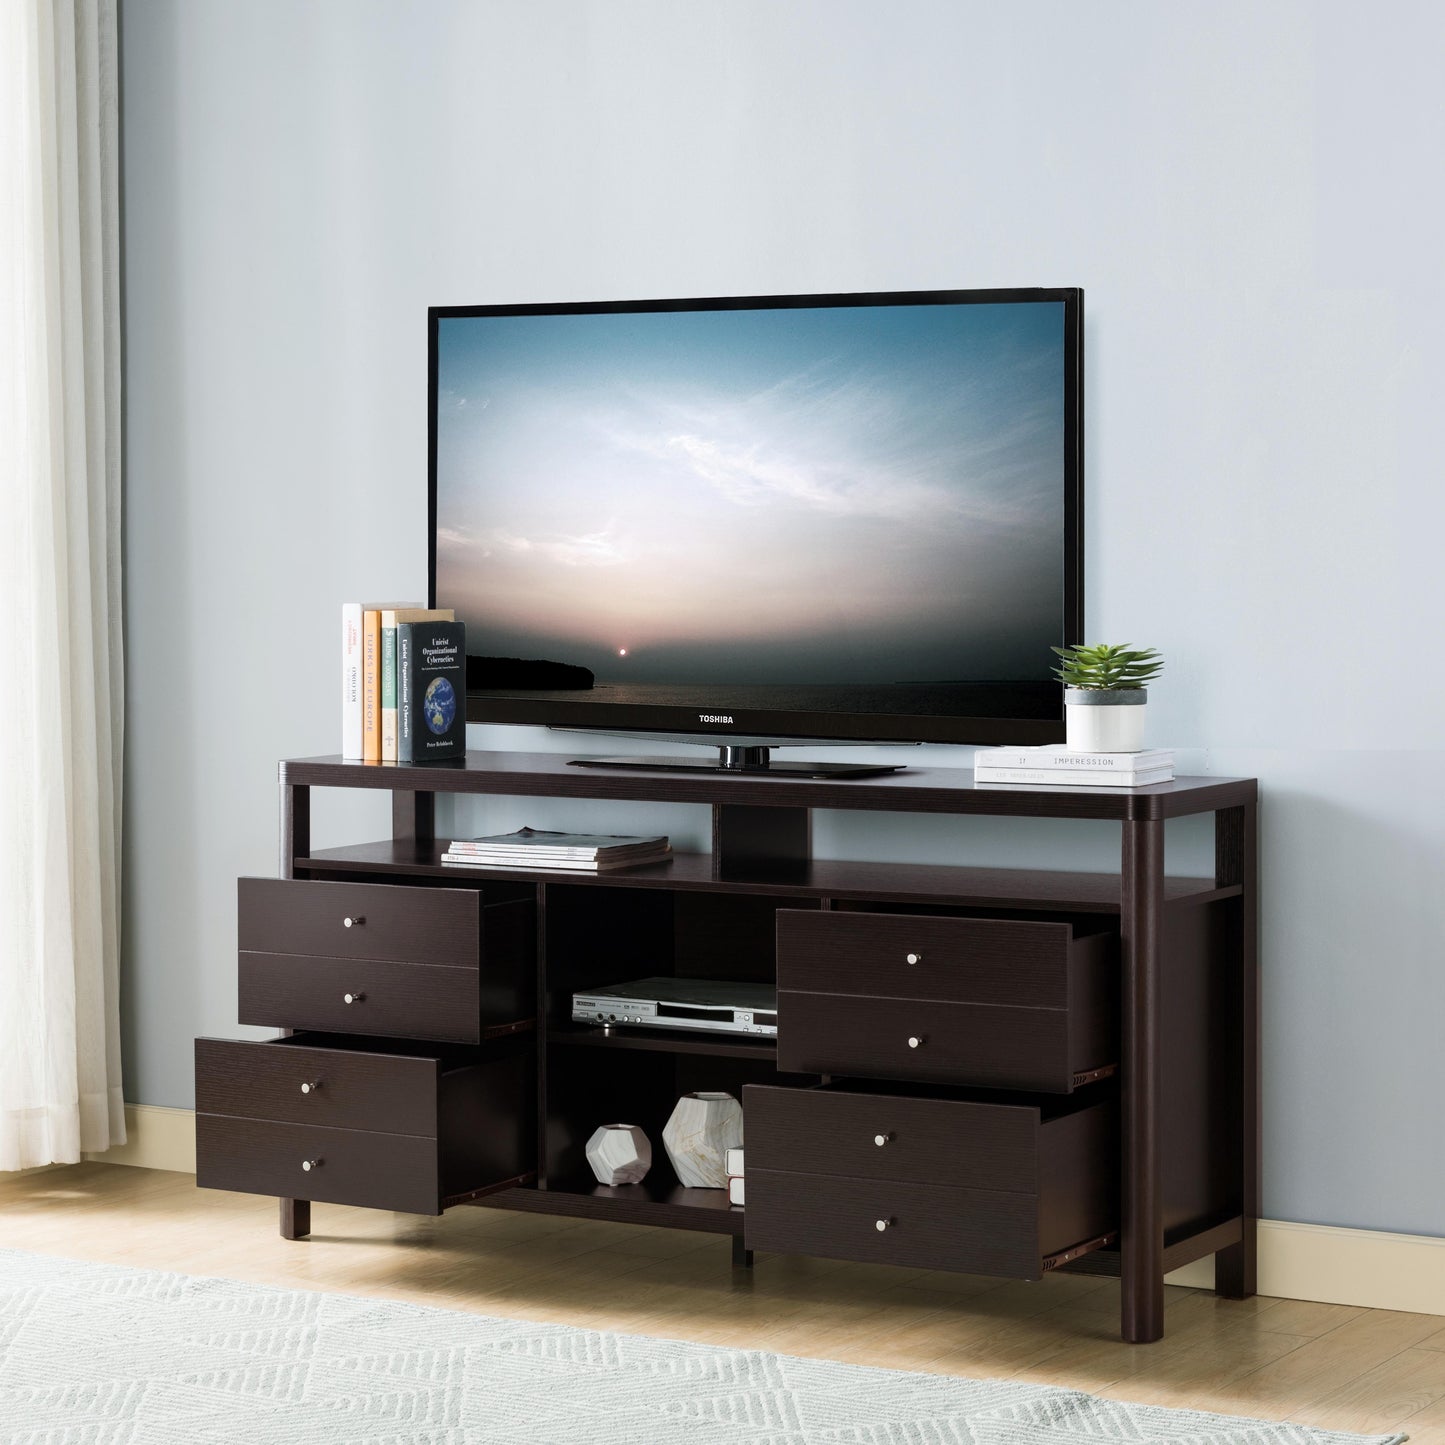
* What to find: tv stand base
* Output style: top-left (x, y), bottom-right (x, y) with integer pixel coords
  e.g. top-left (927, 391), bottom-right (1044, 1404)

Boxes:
top-left (569, 747), bottom-right (904, 779)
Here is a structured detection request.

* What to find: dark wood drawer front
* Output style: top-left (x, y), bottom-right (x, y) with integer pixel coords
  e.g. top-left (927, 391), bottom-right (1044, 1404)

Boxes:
top-left (778, 991), bottom-right (1080, 1091)
top-left (195, 1037), bottom-right (438, 1135)
top-left (745, 1169), bottom-right (1045, 1279)
top-left (196, 1114), bottom-right (441, 1215)
top-left (239, 877), bottom-right (480, 967)
top-left (777, 910), bottom-right (1079, 1007)
top-left (238, 953), bottom-right (480, 1043)
top-left (745, 1084), bottom-right (1038, 1191)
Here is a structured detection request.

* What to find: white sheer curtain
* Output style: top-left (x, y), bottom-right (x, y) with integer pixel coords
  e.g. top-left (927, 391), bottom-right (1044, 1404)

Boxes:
top-left (0, 0), bottom-right (125, 1169)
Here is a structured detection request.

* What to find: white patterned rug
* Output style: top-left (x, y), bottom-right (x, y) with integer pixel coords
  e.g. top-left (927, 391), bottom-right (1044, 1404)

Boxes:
top-left (0, 1249), bottom-right (1404, 1444)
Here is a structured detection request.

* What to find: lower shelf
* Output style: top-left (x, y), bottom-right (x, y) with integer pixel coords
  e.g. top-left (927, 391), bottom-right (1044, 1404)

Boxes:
top-left (479, 1174), bottom-right (744, 1235)
top-left (546, 1022), bottom-right (778, 1062)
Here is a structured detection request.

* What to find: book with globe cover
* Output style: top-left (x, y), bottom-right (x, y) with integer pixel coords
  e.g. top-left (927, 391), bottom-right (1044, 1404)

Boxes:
top-left (397, 620), bottom-right (466, 762)
top-left (380, 606), bottom-right (453, 761)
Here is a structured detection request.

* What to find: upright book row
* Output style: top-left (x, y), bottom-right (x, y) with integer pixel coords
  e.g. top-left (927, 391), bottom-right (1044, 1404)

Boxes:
top-left (341, 603), bottom-right (466, 762)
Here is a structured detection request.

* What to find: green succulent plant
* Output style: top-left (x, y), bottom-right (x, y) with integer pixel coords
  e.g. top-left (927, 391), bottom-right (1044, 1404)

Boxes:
top-left (1051, 643), bottom-right (1164, 691)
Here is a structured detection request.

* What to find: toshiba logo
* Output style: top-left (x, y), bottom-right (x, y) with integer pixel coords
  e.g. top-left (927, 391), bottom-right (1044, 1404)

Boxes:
top-left (699, 714), bottom-right (735, 724)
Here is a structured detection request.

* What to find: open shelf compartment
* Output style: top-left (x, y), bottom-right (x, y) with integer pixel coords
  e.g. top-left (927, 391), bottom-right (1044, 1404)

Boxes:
top-left (295, 837), bottom-right (1238, 913)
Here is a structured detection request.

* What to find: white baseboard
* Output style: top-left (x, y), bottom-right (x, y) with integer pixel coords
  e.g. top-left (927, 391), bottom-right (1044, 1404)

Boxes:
top-left (84, 1104), bottom-right (195, 1174)
top-left (86, 1107), bottom-right (1443, 1316)
top-left (1166, 1219), bottom-right (1445, 1316)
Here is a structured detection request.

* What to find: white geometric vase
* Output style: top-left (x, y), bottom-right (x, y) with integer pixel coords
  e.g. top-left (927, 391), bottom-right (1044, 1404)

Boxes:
top-left (585, 1123), bottom-right (652, 1186)
top-left (662, 1092), bottom-right (743, 1189)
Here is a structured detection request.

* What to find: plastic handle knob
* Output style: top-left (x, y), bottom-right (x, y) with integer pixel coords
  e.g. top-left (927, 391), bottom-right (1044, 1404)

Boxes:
top-left (874, 1133), bottom-right (891, 1147)
top-left (343, 992), bottom-right (365, 1005)
top-left (342, 916), bottom-right (365, 929)
top-left (300, 1081), bottom-right (321, 1095)
top-left (875, 1218), bottom-right (892, 1232)
top-left (907, 1035), bottom-right (925, 1049)
top-left (905, 952), bottom-right (922, 965)
top-left (301, 1158), bottom-right (322, 1172)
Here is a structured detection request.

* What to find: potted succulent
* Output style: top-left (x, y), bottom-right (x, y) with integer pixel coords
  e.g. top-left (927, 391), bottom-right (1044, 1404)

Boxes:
top-left (1051, 643), bottom-right (1164, 752)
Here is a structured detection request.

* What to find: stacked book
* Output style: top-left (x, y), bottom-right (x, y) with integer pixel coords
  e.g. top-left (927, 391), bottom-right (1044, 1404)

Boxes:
top-left (441, 827), bottom-right (672, 873)
top-left (726, 1148), bottom-right (744, 1208)
top-left (974, 746), bottom-right (1175, 788)
top-left (341, 603), bottom-right (466, 763)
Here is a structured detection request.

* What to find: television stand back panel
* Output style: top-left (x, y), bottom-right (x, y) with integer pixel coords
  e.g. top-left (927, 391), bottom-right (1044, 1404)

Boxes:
top-left (193, 750), bottom-right (1258, 1345)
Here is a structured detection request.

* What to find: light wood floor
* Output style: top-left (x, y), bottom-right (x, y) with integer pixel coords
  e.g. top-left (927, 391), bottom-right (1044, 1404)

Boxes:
top-left (4, 1163), bottom-right (1443, 1439)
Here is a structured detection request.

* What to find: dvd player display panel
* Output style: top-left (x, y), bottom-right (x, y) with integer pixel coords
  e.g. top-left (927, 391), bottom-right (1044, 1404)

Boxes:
top-left (572, 977), bottom-right (778, 1036)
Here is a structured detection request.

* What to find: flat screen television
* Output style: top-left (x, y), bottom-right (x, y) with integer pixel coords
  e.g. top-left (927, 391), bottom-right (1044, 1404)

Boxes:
top-left (429, 287), bottom-right (1082, 774)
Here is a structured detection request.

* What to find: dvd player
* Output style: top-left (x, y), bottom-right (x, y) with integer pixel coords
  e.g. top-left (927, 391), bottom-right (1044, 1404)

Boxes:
top-left (571, 977), bottom-right (778, 1037)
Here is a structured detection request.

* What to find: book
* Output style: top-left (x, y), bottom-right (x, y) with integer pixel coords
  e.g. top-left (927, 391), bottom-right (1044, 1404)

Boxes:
top-left (728, 1177), bottom-right (745, 1207)
top-left (341, 604), bottom-right (363, 759)
top-left (362, 608), bottom-right (382, 761)
top-left (447, 827), bottom-right (670, 860)
top-left (725, 1148), bottom-right (744, 1178)
top-left (380, 607), bottom-right (452, 761)
top-left (397, 620), bottom-right (467, 761)
top-left (440, 847), bottom-right (672, 872)
top-left (443, 849), bottom-right (672, 869)
top-left (975, 765), bottom-right (1174, 788)
top-left (346, 602), bottom-right (414, 761)
top-left (975, 745), bottom-right (1174, 772)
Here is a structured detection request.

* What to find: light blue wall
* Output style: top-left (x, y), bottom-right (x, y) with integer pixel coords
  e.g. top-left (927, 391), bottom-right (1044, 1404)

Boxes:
top-left (121, 0), bottom-right (1445, 1237)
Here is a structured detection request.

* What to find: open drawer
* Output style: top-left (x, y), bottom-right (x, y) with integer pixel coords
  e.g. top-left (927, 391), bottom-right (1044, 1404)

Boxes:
top-left (742, 1081), bottom-right (1117, 1280)
top-left (775, 909), bottom-right (1116, 1091)
top-left (237, 877), bottom-right (535, 1042)
top-left (195, 1033), bottom-right (534, 1215)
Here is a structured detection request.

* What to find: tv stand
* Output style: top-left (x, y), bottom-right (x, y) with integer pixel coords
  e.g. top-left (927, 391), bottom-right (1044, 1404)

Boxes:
top-left (569, 744), bottom-right (904, 778)
top-left (194, 750), bottom-right (1258, 1345)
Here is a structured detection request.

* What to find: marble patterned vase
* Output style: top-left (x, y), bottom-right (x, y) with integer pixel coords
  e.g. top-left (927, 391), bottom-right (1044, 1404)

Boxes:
top-left (585, 1124), bottom-right (652, 1186)
top-left (661, 1092), bottom-right (743, 1189)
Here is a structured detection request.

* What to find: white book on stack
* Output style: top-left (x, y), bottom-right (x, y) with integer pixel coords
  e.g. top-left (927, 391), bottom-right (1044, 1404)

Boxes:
top-left (446, 827), bottom-right (669, 858)
top-left (976, 766), bottom-right (1173, 788)
top-left (975, 745), bottom-right (1174, 788)
top-left (441, 826), bottom-right (672, 872)
top-left (440, 849), bottom-right (672, 872)
top-left (975, 745), bottom-right (1174, 772)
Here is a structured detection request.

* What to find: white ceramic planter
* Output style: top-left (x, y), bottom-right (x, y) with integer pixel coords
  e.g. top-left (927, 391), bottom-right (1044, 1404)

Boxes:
top-left (661, 1092), bottom-right (743, 1189)
top-left (585, 1123), bottom-right (652, 1186)
top-left (1064, 687), bottom-right (1147, 752)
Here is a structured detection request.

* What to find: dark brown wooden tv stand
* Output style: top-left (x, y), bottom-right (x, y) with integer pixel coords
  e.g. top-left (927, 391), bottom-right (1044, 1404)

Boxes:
top-left (194, 751), bottom-right (1258, 1345)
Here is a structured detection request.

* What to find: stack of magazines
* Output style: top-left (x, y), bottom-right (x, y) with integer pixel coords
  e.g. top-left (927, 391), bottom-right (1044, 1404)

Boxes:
top-left (974, 746), bottom-right (1175, 788)
top-left (441, 827), bottom-right (672, 872)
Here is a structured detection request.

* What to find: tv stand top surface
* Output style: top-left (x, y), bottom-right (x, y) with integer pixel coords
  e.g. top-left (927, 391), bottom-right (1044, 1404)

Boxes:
top-left (280, 751), bottom-right (1254, 821)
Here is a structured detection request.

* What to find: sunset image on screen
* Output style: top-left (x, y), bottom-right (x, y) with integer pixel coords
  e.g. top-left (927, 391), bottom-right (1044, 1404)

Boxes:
top-left (434, 300), bottom-right (1066, 718)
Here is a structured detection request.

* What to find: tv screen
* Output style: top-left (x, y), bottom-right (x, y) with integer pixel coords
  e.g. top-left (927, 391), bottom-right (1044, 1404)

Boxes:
top-left (430, 289), bottom-right (1082, 750)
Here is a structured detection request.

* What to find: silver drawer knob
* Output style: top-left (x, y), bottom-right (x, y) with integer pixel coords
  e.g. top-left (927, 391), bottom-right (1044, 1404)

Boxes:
top-left (907, 1035), bottom-right (925, 1049)
top-left (301, 1158), bottom-right (322, 1172)
top-left (875, 1217), bottom-right (893, 1232)
top-left (342, 915), bottom-right (365, 929)
top-left (300, 1080), bottom-right (322, 1095)
top-left (343, 991), bottom-right (365, 1005)
top-left (906, 952), bottom-right (922, 965)
top-left (874, 1133), bottom-right (892, 1147)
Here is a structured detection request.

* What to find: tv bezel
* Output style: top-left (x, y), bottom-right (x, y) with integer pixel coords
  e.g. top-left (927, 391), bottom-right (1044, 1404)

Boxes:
top-left (428, 286), bottom-right (1084, 747)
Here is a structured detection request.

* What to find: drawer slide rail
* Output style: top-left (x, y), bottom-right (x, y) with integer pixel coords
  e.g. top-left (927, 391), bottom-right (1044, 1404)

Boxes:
top-left (1042, 1231), bottom-right (1119, 1272)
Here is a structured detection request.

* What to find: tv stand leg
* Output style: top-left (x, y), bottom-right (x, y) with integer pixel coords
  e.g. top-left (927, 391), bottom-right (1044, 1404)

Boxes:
top-left (1120, 816), bottom-right (1165, 1343)
top-left (1215, 797), bottom-right (1260, 1300)
top-left (1215, 1231), bottom-right (1256, 1298)
top-left (280, 1198), bottom-right (311, 1240)
top-left (731, 1237), bottom-right (753, 1270)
